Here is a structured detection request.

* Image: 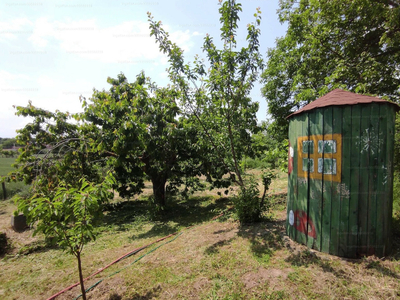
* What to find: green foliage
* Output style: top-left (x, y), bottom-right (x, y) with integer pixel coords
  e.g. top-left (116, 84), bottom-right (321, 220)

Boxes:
top-left (17, 178), bottom-right (112, 254)
top-left (260, 170), bottom-right (276, 213)
top-left (11, 102), bottom-right (103, 194)
top-left (250, 122), bottom-right (288, 171)
top-left (0, 150), bottom-right (16, 158)
top-left (241, 157), bottom-right (269, 170)
top-left (263, 139), bottom-right (288, 172)
top-left (233, 180), bottom-right (262, 223)
top-left (16, 178), bottom-right (113, 300)
top-left (148, 0), bottom-right (264, 190)
top-left (262, 0), bottom-right (400, 139)
top-left (10, 103), bottom-right (116, 300)
top-left (233, 170), bottom-right (276, 224)
top-left (82, 72), bottom-right (204, 206)
top-left (0, 138), bottom-right (18, 149)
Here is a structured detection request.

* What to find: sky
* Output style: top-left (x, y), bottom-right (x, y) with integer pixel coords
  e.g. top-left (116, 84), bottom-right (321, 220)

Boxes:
top-left (0, 0), bottom-right (287, 138)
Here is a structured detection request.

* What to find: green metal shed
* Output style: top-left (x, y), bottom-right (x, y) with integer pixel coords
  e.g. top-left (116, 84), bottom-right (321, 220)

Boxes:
top-left (286, 89), bottom-right (399, 258)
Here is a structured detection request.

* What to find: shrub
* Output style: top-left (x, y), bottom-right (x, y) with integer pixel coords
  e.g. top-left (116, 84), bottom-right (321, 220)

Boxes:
top-left (234, 181), bottom-right (262, 223)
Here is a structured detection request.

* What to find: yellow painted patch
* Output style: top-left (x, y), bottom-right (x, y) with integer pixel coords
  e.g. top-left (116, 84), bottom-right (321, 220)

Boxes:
top-left (297, 134), bottom-right (342, 182)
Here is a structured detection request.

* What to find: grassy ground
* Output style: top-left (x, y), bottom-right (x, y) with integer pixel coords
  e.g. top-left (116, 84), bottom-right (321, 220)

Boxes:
top-left (0, 157), bottom-right (29, 200)
top-left (0, 157), bottom-right (17, 176)
top-left (0, 171), bottom-right (399, 300)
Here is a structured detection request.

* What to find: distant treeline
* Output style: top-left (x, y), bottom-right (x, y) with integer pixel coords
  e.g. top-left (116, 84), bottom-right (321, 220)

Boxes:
top-left (0, 138), bottom-right (17, 149)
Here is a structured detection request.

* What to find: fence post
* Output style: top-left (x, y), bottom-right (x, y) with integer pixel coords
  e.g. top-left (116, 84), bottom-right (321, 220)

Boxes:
top-left (1, 182), bottom-right (6, 200)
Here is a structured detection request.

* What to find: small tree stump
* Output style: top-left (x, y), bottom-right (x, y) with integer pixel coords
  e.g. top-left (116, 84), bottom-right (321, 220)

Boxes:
top-left (11, 214), bottom-right (27, 232)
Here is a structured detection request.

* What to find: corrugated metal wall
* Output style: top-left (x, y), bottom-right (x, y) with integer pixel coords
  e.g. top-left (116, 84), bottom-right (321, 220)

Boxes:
top-left (286, 103), bottom-right (395, 258)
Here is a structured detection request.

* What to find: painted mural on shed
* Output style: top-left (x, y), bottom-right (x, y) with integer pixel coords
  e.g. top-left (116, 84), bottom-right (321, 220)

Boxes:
top-left (286, 89), bottom-right (399, 258)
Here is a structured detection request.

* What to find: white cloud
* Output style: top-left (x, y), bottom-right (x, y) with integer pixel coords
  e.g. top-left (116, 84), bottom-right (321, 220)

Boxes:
top-left (26, 18), bottom-right (197, 64)
top-left (0, 17), bottom-right (33, 42)
top-left (0, 70), bottom-right (91, 137)
top-left (28, 17), bottom-right (56, 48)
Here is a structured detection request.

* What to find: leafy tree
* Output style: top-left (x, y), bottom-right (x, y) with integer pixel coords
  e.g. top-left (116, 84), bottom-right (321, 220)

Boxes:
top-left (16, 179), bottom-right (112, 300)
top-left (148, 0), bottom-right (265, 221)
top-left (148, 0), bottom-right (263, 183)
top-left (82, 72), bottom-right (205, 207)
top-left (262, 0), bottom-right (400, 139)
top-left (11, 103), bottom-right (114, 300)
top-left (11, 102), bottom-right (103, 193)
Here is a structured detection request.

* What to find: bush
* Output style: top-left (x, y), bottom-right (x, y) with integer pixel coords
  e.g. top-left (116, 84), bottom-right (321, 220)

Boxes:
top-left (234, 181), bottom-right (262, 223)
top-left (241, 157), bottom-right (269, 170)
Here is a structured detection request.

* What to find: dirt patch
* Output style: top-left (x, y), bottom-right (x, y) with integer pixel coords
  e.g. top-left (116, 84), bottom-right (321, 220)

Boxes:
top-left (242, 267), bottom-right (292, 290)
top-left (0, 200), bottom-right (42, 256)
top-left (193, 277), bottom-right (211, 291)
top-left (56, 276), bottom-right (127, 300)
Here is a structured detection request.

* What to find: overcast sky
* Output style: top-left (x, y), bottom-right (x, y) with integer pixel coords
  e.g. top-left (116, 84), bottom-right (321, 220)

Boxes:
top-left (0, 0), bottom-right (287, 138)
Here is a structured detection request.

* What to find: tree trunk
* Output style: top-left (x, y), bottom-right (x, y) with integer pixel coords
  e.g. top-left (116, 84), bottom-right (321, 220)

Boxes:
top-left (151, 176), bottom-right (166, 207)
top-left (76, 251), bottom-right (87, 300)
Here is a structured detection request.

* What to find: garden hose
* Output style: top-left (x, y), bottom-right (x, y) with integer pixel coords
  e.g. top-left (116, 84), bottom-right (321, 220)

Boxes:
top-left (47, 205), bottom-right (233, 300)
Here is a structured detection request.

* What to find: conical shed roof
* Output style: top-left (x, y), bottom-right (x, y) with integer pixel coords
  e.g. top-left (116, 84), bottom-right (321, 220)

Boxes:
top-left (287, 89), bottom-right (399, 119)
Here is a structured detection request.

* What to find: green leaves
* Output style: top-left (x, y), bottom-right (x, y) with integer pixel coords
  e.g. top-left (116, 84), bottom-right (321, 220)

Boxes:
top-left (82, 71), bottom-right (205, 206)
top-left (262, 0), bottom-right (400, 140)
top-left (17, 178), bottom-right (112, 255)
top-left (148, 0), bottom-right (264, 189)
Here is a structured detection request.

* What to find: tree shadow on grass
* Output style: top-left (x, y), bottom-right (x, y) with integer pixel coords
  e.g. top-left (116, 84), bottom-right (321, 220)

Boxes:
top-left (158, 196), bottom-right (233, 227)
top-left (365, 260), bottom-right (400, 279)
top-left (285, 249), bottom-right (354, 281)
top-left (125, 284), bottom-right (162, 300)
top-left (237, 219), bottom-right (286, 261)
top-left (105, 285), bottom-right (162, 300)
top-left (285, 248), bottom-right (400, 281)
top-left (103, 196), bottom-right (234, 239)
top-left (102, 200), bottom-right (151, 232)
top-left (11, 238), bottom-right (58, 257)
top-left (204, 237), bottom-right (236, 255)
top-left (131, 222), bottom-right (180, 240)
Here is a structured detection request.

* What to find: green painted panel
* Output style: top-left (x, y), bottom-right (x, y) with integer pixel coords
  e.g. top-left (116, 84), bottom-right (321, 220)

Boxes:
top-left (329, 107), bottom-right (342, 256)
top-left (288, 115), bottom-right (305, 241)
top-left (367, 103), bottom-right (380, 255)
top-left (321, 107), bottom-right (333, 254)
top-left (287, 101), bottom-right (397, 258)
top-left (302, 140), bottom-right (314, 154)
top-left (338, 106), bottom-right (352, 257)
top-left (296, 113), bottom-right (309, 245)
top-left (358, 104), bottom-right (372, 256)
top-left (375, 104), bottom-right (388, 257)
top-left (384, 106), bottom-right (396, 255)
top-left (287, 118), bottom-right (298, 238)
top-left (348, 106), bottom-right (361, 258)
top-left (307, 110), bottom-right (323, 250)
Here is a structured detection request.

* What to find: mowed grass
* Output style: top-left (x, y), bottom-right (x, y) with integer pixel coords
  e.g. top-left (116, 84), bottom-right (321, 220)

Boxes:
top-left (0, 171), bottom-right (399, 300)
top-left (0, 157), bottom-right (30, 200)
top-left (0, 157), bottom-right (17, 176)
